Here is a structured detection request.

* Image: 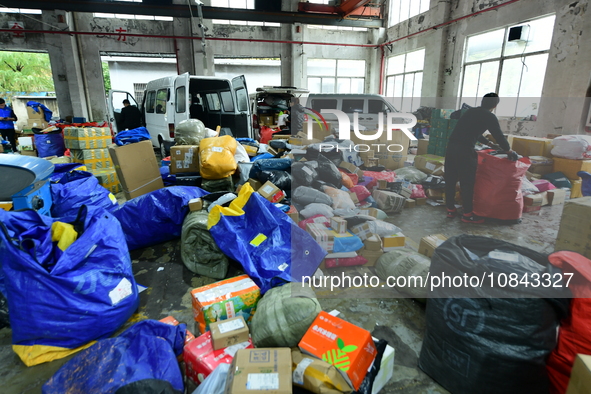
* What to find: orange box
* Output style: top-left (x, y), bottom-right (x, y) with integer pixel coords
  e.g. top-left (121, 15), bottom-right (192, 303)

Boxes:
top-left (298, 311), bottom-right (377, 390)
top-left (159, 315), bottom-right (196, 344)
top-left (190, 274), bottom-right (261, 334)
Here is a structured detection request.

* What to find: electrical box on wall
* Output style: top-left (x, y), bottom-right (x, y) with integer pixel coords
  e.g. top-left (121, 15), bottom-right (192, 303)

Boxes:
top-left (508, 25), bottom-right (530, 42)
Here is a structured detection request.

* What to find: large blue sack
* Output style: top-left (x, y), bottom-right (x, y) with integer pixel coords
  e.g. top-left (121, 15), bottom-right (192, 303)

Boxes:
top-left (43, 320), bottom-right (185, 394)
top-left (51, 170), bottom-right (118, 218)
top-left (34, 132), bottom-right (65, 158)
top-left (113, 186), bottom-right (209, 250)
top-left (115, 127), bottom-right (151, 146)
top-left (208, 183), bottom-right (326, 294)
top-left (249, 157), bottom-right (292, 179)
top-left (49, 163), bottom-right (86, 182)
top-left (0, 206), bottom-right (139, 366)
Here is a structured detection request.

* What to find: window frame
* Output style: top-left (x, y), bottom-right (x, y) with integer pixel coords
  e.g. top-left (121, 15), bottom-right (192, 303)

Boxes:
top-left (384, 48), bottom-right (425, 112)
top-left (307, 59), bottom-right (366, 94)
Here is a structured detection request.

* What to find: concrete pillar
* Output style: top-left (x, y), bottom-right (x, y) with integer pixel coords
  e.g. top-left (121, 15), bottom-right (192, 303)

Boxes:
top-left (42, 10), bottom-right (89, 120)
top-left (367, 28), bottom-right (384, 94)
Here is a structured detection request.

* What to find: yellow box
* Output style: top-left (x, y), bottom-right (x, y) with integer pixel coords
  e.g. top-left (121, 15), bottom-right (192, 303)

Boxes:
top-left (571, 179), bottom-right (583, 199)
top-left (418, 234), bottom-right (447, 258)
top-left (552, 158), bottom-right (591, 180)
top-left (383, 233), bottom-right (406, 251)
top-left (511, 136), bottom-right (553, 157)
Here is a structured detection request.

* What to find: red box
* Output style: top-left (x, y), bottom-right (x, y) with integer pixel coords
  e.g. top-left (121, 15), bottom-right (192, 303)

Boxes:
top-left (184, 331), bottom-right (253, 384)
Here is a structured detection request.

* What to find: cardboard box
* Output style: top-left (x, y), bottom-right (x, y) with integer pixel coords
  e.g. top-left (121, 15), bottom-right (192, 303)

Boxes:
top-left (359, 208), bottom-right (379, 218)
top-left (553, 157), bottom-right (591, 180)
top-left (330, 217), bottom-right (348, 234)
top-left (415, 197), bottom-right (427, 205)
top-left (363, 235), bottom-right (382, 251)
top-left (378, 179), bottom-right (389, 190)
top-left (299, 311), bottom-right (377, 390)
top-left (366, 157), bottom-right (380, 167)
top-left (338, 161), bottom-right (364, 179)
top-left (46, 156), bottom-right (72, 164)
top-left (523, 205), bottom-right (542, 213)
top-left (418, 234), bottom-right (447, 258)
top-left (188, 197), bottom-right (203, 211)
top-left (359, 248), bottom-right (384, 267)
top-left (64, 127), bottom-right (111, 149)
top-left (414, 154), bottom-right (445, 176)
top-left (351, 222), bottom-right (373, 241)
top-left (306, 223), bottom-right (335, 252)
top-left (528, 156), bottom-right (554, 176)
top-left (72, 156), bottom-right (113, 170)
top-left (524, 192), bottom-right (548, 207)
top-left (209, 315), bottom-right (250, 351)
top-left (248, 178), bottom-right (263, 191)
top-left (17, 136), bottom-right (34, 151)
top-left (426, 188), bottom-right (444, 200)
top-left (243, 144), bottom-right (258, 156)
top-left (190, 274), bottom-right (261, 334)
top-left (350, 129), bottom-right (410, 171)
top-left (571, 179), bottom-right (583, 199)
top-left (26, 106), bottom-right (44, 119)
top-left (372, 189), bottom-right (406, 213)
top-left (184, 331), bottom-right (254, 385)
top-left (291, 348), bottom-right (354, 394)
top-left (27, 119), bottom-right (49, 129)
top-left (170, 145), bottom-right (200, 174)
top-left (404, 198), bottom-right (416, 208)
top-left (511, 136), bottom-right (553, 157)
top-left (287, 205), bottom-right (299, 222)
top-left (258, 181), bottom-right (285, 203)
top-left (348, 191), bottom-right (360, 204)
top-left (417, 139), bottom-right (429, 156)
top-left (159, 316), bottom-right (196, 345)
top-left (20, 149), bottom-right (38, 157)
top-left (90, 168), bottom-right (121, 195)
top-left (377, 154), bottom-right (407, 171)
top-left (108, 140), bottom-right (164, 200)
top-left (225, 348), bottom-right (292, 394)
top-left (556, 197), bottom-right (591, 258)
top-left (566, 354), bottom-right (591, 394)
top-left (383, 233), bottom-right (406, 251)
top-left (547, 133), bottom-right (563, 140)
top-left (547, 189), bottom-right (567, 205)
top-left (70, 148), bottom-right (110, 161)
top-left (267, 147), bottom-right (279, 156)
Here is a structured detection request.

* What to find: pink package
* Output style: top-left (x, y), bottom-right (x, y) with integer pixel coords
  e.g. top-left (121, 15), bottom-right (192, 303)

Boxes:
top-left (324, 255), bottom-right (368, 268)
top-left (298, 214), bottom-right (330, 230)
top-left (349, 185), bottom-right (371, 202)
top-left (531, 179), bottom-right (557, 192)
top-left (410, 184), bottom-right (427, 199)
top-left (363, 170), bottom-right (396, 182)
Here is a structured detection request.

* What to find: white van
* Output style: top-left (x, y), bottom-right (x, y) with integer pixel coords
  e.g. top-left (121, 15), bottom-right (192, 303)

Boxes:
top-left (108, 73), bottom-right (251, 156)
top-left (305, 93), bottom-right (399, 131)
top-left (249, 86), bottom-right (309, 138)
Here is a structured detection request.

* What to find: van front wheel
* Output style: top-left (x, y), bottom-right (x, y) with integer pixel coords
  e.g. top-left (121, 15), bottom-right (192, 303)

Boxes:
top-left (159, 140), bottom-right (168, 158)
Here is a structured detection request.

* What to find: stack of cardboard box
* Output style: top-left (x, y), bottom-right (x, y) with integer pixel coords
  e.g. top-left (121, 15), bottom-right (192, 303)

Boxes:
top-left (25, 107), bottom-right (49, 130)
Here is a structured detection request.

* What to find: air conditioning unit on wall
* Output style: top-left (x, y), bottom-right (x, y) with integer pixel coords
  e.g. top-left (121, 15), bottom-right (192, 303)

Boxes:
top-left (508, 25), bottom-right (530, 42)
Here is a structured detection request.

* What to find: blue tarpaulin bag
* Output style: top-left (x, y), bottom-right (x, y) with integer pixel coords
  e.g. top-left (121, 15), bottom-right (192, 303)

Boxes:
top-left (43, 320), bottom-right (185, 394)
top-left (115, 127), bottom-right (151, 146)
top-left (51, 170), bottom-right (118, 218)
top-left (208, 183), bottom-right (326, 294)
top-left (34, 132), bottom-right (65, 158)
top-left (49, 163), bottom-right (86, 182)
top-left (113, 186), bottom-right (209, 250)
top-left (0, 206), bottom-right (140, 366)
top-left (249, 157), bottom-right (292, 179)
top-left (578, 171), bottom-right (591, 197)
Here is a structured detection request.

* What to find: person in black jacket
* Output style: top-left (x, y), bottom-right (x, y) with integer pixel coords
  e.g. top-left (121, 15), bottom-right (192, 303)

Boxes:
top-left (444, 93), bottom-right (517, 223)
top-left (120, 99), bottom-right (142, 130)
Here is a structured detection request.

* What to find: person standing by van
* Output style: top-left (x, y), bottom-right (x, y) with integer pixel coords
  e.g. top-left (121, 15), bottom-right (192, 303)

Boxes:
top-left (0, 98), bottom-right (17, 150)
top-left (444, 93), bottom-right (517, 223)
top-left (120, 99), bottom-right (142, 130)
top-left (288, 97), bottom-right (305, 135)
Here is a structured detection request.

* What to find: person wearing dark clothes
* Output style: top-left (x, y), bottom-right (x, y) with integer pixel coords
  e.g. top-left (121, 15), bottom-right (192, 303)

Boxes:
top-left (120, 99), bottom-right (142, 130)
top-left (288, 97), bottom-right (306, 136)
top-left (0, 98), bottom-right (18, 151)
top-left (444, 93), bottom-right (517, 223)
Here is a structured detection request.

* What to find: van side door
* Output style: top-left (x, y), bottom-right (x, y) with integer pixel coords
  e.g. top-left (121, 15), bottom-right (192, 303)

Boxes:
top-left (231, 76), bottom-right (252, 139)
top-left (174, 73), bottom-right (191, 127)
top-left (107, 90), bottom-right (138, 134)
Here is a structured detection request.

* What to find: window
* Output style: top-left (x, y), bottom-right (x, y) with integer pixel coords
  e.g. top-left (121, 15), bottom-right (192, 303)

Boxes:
top-left (235, 88), bottom-right (248, 112)
top-left (212, 0), bottom-right (280, 26)
top-left (307, 59), bottom-right (365, 94)
top-left (94, 1), bottom-right (173, 21)
top-left (155, 89), bottom-right (168, 114)
top-left (368, 99), bottom-right (390, 114)
top-left (385, 48), bottom-right (425, 112)
top-left (176, 86), bottom-right (186, 113)
top-left (1, 8), bottom-right (42, 14)
top-left (206, 93), bottom-right (221, 111)
top-left (310, 99), bottom-right (337, 112)
top-left (342, 99), bottom-right (364, 113)
top-left (220, 91), bottom-right (235, 112)
top-left (145, 90), bottom-right (156, 113)
top-left (460, 15), bottom-right (555, 118)
top-left (389, 0), bottom-right (429, 26)
top-left (307, 25), bottom-right (368, 32)
top-left (134, 83), bottom-right (147, 106)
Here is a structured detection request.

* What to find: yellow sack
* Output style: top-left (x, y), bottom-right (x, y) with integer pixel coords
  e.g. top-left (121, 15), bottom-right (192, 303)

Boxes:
top-left (199, 135), bottom-right (238, 179)
top-left (51, 222), bottom-right (78, 251)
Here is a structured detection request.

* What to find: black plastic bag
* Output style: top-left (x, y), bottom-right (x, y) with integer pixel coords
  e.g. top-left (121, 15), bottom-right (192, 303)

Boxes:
top-left (354, 339), bottom-right (387, 394)
top-left (257, 170), bottom-right (292, 193)
top-left (316, 154), bottom-right (342, 189)
top-left (249, 158), bottom-right (292, 179)
top-left (305, 143), bottom-right (342, 164)
top-left (292, 186), bottom-right (333, 207)
top-left (292, 162), bottom-right (318, 188)
top-left (419, 234), bottom-right (570, 394)
top-left (269, 139), bottom-right (288, 151)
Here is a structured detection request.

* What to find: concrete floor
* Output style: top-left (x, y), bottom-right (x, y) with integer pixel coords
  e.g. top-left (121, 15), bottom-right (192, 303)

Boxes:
top-left (0, 201), bottom-right (564, 394)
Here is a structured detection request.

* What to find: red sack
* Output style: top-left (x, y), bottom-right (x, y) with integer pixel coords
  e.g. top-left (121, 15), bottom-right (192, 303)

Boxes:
top-left (259, 126), bottom-right (281, 144)
top-left (410, 184), bottom-right (426, 199)
top-left (349, 185), bottom-right (371, 202)
top-left (473, 152), bottom-right (531, 220)
top-left (363, 170), bottom-right (396, 183)
top-left (339, 169), bottom-right (358, 185)
top-left (298, 215), bottom-right (330, 231)
top-left (324, 255), bottom-right (368, 268)
top-left (547, 251), bottom-right (591, 394)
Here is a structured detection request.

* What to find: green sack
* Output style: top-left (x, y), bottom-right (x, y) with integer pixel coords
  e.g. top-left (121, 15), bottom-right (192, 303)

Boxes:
top-left (181, 210), bottom-right (229, 279)
top-left (251, 283), bottom-right (321, 348)
top-left (376, 248), bottom-right (431, 299)
top-left (201, 177), bottom-right (234, 193)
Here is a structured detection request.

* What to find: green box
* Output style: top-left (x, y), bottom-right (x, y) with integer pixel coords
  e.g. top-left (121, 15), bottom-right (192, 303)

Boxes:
top-left (427, 145), bottom-right (437, 155)
top-left (71, 148), bottom-right (110, 161)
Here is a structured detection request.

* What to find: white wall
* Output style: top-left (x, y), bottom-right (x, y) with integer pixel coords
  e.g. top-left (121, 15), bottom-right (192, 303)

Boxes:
top-left (106, 58), bottom-right (177, 98)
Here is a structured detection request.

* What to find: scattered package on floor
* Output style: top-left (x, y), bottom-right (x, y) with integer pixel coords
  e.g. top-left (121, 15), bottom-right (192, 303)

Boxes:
top-left (414, 154), bottom-right (445, 176)
top-left (376, 248), bottom-right (431, 299)
top-left (199, 135), bottom-right (238, 179)
top-left (251, 283), bottom-right (321, 348)
top-left (43, 320), bottom-right (185, 394)
top-left (291, 348), bottom-right (354, 394)
top-left (299, 311), bottom-right (377, 391)
top-left (184, 329), bottom-right (254, 385)
top-left (224, 348), bottom-right (292, 394)
top-left (169, 145), bottom-right (200, 174)
top-left (555, 197), bottom-right (591, 259)
top-left (372, 189), bottom-right (406, 213)
top-left (0, 207), bottom-right (139, 367)
top-left (209, 316), bottom-right (250, 351)
top-left (191, 274), bottom-right (261, 334)
top-left (418, 234), bottom-right (447, 258)
top-left (512, 135), bottom-right (553, 157)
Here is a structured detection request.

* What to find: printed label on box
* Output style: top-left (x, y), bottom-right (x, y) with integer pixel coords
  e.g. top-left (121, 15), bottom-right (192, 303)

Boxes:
top-left (261, 185), bottom-right (274, 194)
top-left (218, 318), bottom-right (245, 334)
top-left (293, 358), bottom-right (315, 385)
top-left (247, 373), bottom-right (279, 390)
